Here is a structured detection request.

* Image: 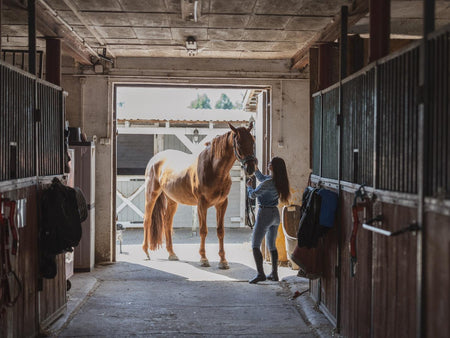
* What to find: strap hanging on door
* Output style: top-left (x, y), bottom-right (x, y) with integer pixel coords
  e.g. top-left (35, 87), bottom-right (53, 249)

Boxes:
top-left (349, 185), bottom-right (371, 277)
top-left (0, 194), bottom-right (22, 316)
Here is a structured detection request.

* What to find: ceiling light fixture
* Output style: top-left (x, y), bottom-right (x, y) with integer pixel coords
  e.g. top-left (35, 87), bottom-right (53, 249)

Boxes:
top-left (185, 36), bottom-right (198, 56)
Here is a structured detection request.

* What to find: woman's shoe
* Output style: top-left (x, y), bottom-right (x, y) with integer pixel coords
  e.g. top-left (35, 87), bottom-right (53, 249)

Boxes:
top-left (249, 274), bottom-right (266, 284)
top-left (249, 248), bottom-right (266, 284)
top-left (266, 272), bottom-right (279, 281)
top-left (267, 250), bottom-right (279, 281)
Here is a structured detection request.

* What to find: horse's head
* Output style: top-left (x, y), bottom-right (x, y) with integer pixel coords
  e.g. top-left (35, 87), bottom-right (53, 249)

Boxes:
top-left (229, 122), bottom-right (256, 175)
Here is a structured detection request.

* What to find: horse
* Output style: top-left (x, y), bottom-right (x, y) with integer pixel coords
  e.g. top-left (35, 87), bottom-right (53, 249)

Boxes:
top-left (142, 122), bottom-right (256, 269)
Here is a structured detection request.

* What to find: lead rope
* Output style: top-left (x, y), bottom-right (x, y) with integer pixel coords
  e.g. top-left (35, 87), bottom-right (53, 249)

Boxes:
top-left (245, 176), bottom-right (256, 229)
top-left (245, 194), bottom-right (255, 230)
top-left (233, 135), bottom-right (256, 229)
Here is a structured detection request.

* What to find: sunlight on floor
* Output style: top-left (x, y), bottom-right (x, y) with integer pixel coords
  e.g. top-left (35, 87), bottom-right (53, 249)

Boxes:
top-left (117, 236), bottom-right (299, 283)
top-left (117, 242), bottom-right (257, 282)
top-left (146, 260), bottom-right (237, 282)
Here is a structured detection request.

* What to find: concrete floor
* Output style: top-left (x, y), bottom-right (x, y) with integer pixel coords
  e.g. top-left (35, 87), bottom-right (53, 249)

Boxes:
top-left (46, 228), bottom-right (335, 337)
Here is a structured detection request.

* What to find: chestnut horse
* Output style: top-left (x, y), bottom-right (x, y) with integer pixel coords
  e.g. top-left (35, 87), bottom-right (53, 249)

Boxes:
top-left (142, 123), bottom-right (256, 269)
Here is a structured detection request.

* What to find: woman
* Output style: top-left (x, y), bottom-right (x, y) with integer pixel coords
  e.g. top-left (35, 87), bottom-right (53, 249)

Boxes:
top-left (246, 157), bottom-right (290, 284)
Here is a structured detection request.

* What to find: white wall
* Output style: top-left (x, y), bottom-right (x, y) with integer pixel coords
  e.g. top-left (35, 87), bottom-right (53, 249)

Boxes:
top-left (63, 75), bottom-right (114, 263)
top-left (62, 57), bottom-right (310, 262)
top-left (273, 79), bottom-right (310, 205)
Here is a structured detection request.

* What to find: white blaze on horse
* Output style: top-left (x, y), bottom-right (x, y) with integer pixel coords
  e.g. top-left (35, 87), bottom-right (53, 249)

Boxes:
top-left (142, 122), bottom-right (256, 269)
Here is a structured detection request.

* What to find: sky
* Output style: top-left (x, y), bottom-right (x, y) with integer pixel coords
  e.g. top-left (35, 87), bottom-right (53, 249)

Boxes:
top-left (116, 87), bottom-right (247, 118)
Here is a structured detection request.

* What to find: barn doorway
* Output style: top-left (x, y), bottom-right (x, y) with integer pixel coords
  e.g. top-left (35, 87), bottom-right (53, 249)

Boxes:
top-left (112, 85), bottom-right (272, 268)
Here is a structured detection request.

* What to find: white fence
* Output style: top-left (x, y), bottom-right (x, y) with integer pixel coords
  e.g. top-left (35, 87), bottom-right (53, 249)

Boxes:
top-left (116, 165), bottom-right (246, 228)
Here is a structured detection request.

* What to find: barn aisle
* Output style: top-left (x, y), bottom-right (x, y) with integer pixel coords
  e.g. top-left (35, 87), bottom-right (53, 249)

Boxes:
top-left (48, 229), bottom-right (333, 337)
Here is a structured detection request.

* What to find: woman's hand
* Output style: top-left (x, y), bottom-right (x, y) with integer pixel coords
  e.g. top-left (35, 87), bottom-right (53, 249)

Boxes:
top-left (246, 178), bottom-right (253, 187)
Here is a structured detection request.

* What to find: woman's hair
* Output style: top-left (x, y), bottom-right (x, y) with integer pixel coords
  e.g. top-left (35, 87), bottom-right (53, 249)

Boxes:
top-left (271, 157), bottom-right (290, 203)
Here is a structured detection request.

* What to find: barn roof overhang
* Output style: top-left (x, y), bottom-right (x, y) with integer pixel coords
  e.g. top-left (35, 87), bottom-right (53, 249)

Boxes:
top-left (2, 0), bottom-right (444, 70)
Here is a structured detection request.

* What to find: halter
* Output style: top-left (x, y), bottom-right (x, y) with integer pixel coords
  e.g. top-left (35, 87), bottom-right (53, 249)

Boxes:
top-left (233, 136), bottom-right (256, 166)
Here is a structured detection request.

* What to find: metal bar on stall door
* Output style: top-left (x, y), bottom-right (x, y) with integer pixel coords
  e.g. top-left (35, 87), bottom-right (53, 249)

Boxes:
top-left (60, 90), bottom-right (65, 174)
top-left (373, 65), bottom-right (379, 190)
top-left (320, 94), bottom-right (323, 178)
top-left (335, 5), bottom-right (348, 334)
top-left (370, 60), bottom-right (380, 338)
top-left (417, 1), bottom-right (435, 338)
top-left (28, 0), bottom-right (38, 177)
top-left (0, 0), bottom-right (2, 52)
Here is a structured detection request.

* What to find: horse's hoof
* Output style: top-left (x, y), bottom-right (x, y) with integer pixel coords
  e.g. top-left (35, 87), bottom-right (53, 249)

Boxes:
top-left (218, 261), bottom-right (230, 270)
top-left (168, 254), bottom-right (179, 261)
top-left (200, 258), bottom-right (210, 267)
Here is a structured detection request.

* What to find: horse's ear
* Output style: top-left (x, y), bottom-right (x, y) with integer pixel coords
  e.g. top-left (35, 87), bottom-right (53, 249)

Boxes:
top-left (228, 122), bottom-right (237, 134)
top-left (247, 121), bottom-right (254, 132)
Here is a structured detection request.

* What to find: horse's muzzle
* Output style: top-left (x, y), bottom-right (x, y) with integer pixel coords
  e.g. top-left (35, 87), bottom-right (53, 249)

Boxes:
top-left (244, 161), bottom-right (256, 175)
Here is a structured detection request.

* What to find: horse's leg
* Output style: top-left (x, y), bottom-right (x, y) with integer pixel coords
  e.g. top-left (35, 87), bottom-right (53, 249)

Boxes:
top-left (164, 196), bottom-right (179, 261)
top-left (215, 198), bottom-right (229, 270)
top-left (197, 198), bottom-right (210, 267)
top-left (142, 171), bottom-right (161, 260)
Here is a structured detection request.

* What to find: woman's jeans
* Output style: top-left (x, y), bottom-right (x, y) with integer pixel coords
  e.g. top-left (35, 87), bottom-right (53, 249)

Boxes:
top-left (251, 206), bottom-right (280, 251)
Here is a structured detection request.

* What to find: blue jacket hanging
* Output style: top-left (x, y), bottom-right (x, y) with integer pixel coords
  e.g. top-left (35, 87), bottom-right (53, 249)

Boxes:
top-left (317, 188), bottom-right (338, 228)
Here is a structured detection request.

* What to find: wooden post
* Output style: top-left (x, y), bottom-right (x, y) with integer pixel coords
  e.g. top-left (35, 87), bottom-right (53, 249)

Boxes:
top-left (369, 0), bottom-right (390, 63)
top-left (45, 38), bottom-right (62, 86)
top-left (28, 0), bottom-right (36, 75)
top-left (319, 43), bottom-right (336, 89)
top-left (348, 35), bottom-right (365, 75)
top-left (309, 46), bottom-right (319, 170)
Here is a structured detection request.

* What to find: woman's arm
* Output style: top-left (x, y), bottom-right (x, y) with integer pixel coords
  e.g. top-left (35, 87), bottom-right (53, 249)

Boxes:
top-left (247, 180), bottom-right (270, 199)
top-left (254, 169), bottom-right (270, 182)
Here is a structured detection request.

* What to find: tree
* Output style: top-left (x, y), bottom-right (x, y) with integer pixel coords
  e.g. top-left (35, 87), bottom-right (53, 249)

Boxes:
top-left (189, 94), bottom-right (212, 109)
top-left (214, 93), bottom-right (234, 109)
top-left (233, 100), bottom-right (243, 109)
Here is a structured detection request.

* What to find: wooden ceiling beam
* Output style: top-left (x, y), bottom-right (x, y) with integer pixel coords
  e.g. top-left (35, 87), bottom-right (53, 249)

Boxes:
top-left (32, 1), bottom-right (98, 65)
top-left (291, 0), bottom-right (369, 70)
top-left (36, 1), bottom-right (96, 65)
top-left (4, 0), bottom-right (95, 64)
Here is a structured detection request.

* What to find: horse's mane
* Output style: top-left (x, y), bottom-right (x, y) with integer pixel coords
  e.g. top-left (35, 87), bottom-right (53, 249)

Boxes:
top-left (209, 131), bottom-right (232, 158)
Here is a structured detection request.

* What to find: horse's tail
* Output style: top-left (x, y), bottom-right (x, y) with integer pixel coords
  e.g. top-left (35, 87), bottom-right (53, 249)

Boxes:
top-left (149, 192), bottom-right (166, 251)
